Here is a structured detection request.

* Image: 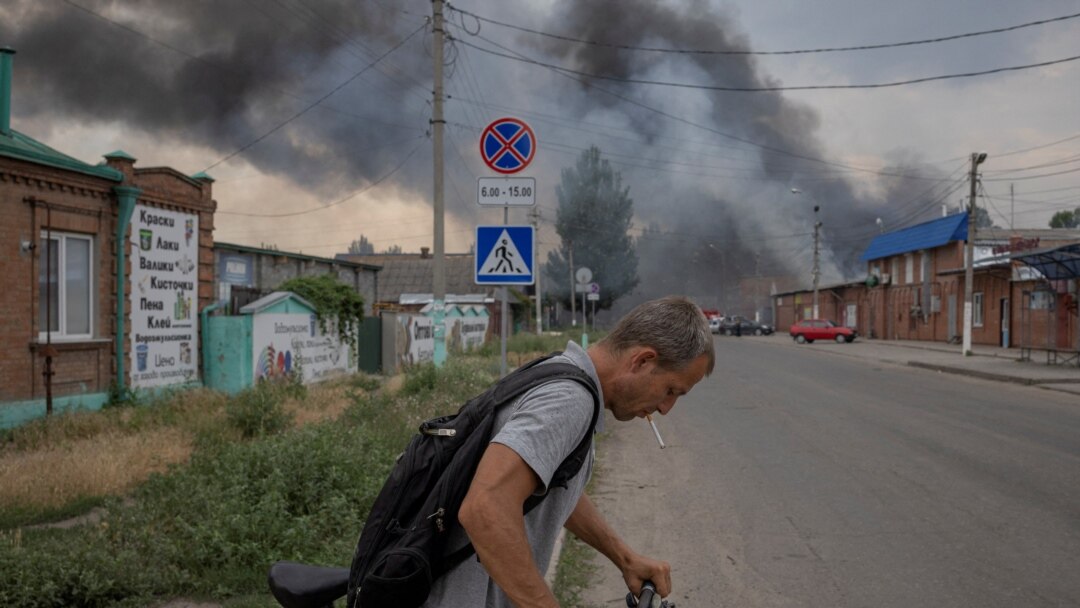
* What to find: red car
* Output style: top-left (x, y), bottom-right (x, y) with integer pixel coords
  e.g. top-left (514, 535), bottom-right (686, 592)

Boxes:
top-left (789, 319), bottom-right (856, 344)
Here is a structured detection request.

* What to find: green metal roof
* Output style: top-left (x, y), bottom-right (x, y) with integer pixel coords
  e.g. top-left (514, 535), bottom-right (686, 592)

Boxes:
top-left (0, 129), bottom-right (122, 181)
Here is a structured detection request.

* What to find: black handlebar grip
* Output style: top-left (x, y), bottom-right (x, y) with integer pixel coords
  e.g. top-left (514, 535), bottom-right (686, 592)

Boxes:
top-left (625, 581), bottom-right (657, 607)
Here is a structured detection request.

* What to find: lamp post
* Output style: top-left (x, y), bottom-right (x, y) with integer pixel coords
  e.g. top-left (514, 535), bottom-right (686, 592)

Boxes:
top-left (962, 152), bottom-right (988, 355)
top-left (791, 189), bottom-right (822, 319)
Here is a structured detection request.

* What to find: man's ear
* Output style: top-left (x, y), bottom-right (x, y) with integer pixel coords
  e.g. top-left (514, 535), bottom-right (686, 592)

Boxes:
top-left (629, 347), bottom-right (658, 372)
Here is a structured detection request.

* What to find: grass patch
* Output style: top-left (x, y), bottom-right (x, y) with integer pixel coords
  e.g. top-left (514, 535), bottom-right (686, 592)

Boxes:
top-left (0, 360), bottom-right (496, 607)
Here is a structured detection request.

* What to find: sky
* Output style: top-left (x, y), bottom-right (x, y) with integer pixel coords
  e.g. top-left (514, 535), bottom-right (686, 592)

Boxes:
top-left (2, 0), bottom-right (1078, 309)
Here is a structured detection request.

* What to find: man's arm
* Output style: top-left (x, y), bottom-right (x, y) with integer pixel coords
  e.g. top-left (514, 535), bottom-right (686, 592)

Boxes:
top-left (564, 493), bottom-right (672, 598)
top-left (458, 443), bottom-right (559, 608)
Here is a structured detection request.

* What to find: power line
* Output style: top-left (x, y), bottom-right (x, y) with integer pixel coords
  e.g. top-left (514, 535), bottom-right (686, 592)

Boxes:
top-left (445, 27), bottom-right (1052, 182)
top-left (201, 22), bottom-right (428, 172)
top-left (983, 165), bottom-right (1080, 182)
top-left (455, 36), bottom-right (1080, 93)
top-left (216, 137), bottom-right (424, 217)
top-left (448, 5), bottom-right (1080, 57)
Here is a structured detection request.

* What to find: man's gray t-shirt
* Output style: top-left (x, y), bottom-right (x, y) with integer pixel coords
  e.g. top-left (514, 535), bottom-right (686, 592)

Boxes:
top-left (422, 341), bottom-right (604, 608)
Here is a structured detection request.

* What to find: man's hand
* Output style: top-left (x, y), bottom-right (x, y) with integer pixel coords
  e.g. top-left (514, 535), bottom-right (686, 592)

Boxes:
top-left (564, 494), bottom-right (674, 599)
top-left (619, 551), bottom-right (672, 599)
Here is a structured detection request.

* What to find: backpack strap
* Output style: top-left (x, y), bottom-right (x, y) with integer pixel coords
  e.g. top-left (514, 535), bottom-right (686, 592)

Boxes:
top-left (440, 353), bottom-right (602, 573)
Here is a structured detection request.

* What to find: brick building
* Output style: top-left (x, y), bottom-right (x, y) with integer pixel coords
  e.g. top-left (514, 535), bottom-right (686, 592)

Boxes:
top-left (0, 48), bottom-right (216, 427)
top-left (214, 241), bottom-right (380, 315)
top-left (773, 212), bottom-right (1079, 352)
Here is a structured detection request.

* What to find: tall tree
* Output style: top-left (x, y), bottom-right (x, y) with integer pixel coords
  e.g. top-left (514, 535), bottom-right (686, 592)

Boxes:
top-left (544, 146), bottom-right (639, 311)
top-left (1049, 208), bottom-right (1080, 229)
top-left (348, 235), bottom-right (375, 254)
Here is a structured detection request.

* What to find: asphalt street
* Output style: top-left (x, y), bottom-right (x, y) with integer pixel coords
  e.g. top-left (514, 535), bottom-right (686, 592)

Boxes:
top-left (581, 335), bottom-right (1080, 608)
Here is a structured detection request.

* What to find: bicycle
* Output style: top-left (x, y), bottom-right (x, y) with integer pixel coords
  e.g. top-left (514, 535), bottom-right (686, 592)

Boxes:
top-left (267, 561), bottom-right (674, 607)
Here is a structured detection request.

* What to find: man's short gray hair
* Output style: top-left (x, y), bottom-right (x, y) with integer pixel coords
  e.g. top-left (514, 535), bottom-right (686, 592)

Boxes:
top-left (601, 296), bottom-right (715, 375)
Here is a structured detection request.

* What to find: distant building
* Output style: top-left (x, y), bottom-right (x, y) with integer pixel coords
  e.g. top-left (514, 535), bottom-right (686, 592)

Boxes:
top-left (214, 241), bottom-right (380, 315)
top-left (772, 212), bottom-right (1079, 352)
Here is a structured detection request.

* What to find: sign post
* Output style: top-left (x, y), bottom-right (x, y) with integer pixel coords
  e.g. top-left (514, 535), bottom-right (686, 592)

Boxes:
top-left (479, 117), bottom-right (537, 375)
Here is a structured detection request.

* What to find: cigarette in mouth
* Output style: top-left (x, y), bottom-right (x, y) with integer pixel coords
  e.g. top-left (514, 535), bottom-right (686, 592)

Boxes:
top-left (646, 414), bottom-right (666, 449)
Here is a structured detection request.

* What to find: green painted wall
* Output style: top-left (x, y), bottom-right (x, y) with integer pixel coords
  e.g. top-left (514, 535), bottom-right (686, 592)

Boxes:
top-left (0, 393), bottom-right (110, 429)
top-left (203, 316), bottom-right (253, 395)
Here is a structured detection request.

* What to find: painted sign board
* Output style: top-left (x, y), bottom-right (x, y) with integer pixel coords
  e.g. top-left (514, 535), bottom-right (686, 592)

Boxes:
top-left (129, 205), bottom-right (199, 389)
top-left (252, 313), bottom-right (356, 383)
top-left (396, 314), bottom-right (434, 368)
top-left (218, 253), bottom-right (254, 286)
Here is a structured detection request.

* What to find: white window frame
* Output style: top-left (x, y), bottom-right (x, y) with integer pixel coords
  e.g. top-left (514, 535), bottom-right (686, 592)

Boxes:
top-left (973, 292), bottom-right (984, 327)
top-left (891, 258), bottom-right (900, 284)
top-left (38, 231), bottom-right (94, 341)
top-left (905, 253), bottom-right (914, 285)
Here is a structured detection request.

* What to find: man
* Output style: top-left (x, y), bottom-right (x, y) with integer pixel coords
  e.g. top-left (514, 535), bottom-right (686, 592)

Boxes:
top-left (423, 296), bottom-right (715, 607)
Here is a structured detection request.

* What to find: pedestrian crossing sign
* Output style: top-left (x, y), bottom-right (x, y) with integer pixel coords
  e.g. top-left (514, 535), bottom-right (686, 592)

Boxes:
top-left (475, 225), bottom-right (534, 285)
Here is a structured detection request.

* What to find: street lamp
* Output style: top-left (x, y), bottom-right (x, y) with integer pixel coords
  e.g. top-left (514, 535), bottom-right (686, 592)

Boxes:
top-left (791, 189), bottom-right (822, 319)
top-left (962, 152), bottom-right (988, 355)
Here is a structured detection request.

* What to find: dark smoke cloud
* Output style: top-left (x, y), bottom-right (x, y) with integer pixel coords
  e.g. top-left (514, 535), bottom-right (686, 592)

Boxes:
top-left (2, 0), bottom-right (943, 313)
top-left (531, 0), bottom-right (905, 317)
top-left (1, 0), bottom-right (428, 191)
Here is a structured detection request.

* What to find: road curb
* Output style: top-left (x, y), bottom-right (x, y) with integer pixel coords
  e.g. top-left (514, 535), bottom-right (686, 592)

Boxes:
top-left (906, 361), bottom-right (1038, 385)
top-left (905, 361), bottom-right (1080, 388)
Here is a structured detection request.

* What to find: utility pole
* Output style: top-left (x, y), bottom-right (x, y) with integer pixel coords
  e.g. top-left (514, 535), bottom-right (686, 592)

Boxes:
top-left (963, 151), bottom-right (988, 356)
top-left (568, 242), bottom-right (576, 326)
top-left (431, 0), bottom-right (447, 367)
top-left (531, 207), bottom-right (542, 335)
top-left (791, 188), bottom-right (822, 319)
top-left (812, 205), bottom-right (821, 319)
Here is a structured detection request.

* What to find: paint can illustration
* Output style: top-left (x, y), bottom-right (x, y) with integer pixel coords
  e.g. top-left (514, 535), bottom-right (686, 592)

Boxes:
top-left (136, 343), bottom-right (149, 372)
top-left (139, 229), bottom-right (153, 251)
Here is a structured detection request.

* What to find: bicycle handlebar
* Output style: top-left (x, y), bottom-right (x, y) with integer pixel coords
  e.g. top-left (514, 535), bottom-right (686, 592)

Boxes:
top-left (625, 580), bottom-right (674, 607)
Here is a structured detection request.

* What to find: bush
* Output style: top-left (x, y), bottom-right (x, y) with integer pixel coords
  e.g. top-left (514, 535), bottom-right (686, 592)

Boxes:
top-left (225, 382), bottom-right (294, 438)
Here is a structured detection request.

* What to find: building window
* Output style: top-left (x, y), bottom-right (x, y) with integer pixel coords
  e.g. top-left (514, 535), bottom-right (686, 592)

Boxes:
top-left (973, 292), bottom-right (984, 327)
top-left (905, 254), bottom-right (914, 284)
top-left (1030, 291), bottom-right (1054, 310)
top-left (38, 232), bottom-right (94, 340)
top-left (891, 258), bottom-right (900, 284)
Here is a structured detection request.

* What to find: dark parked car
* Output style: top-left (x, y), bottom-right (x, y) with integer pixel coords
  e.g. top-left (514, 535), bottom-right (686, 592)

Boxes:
top-left (789, 319), bottom-right (856, 343)
top-left (722, 318), bottom-right (774, 336)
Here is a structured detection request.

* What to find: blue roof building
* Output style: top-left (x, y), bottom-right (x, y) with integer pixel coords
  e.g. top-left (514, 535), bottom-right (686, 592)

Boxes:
top-left (861, 213), bottom-right (968, 262)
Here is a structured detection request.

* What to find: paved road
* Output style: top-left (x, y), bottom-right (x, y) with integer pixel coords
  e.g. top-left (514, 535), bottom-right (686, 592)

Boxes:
top-left (581, 336), bottom-right (1080, 608)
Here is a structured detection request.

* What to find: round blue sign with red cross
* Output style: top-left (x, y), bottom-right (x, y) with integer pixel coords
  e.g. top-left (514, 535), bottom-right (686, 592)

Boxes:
top-left (479, 117), bottom-right (536, 174)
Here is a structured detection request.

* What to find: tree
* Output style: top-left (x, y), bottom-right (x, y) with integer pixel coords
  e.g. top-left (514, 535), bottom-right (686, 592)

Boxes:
top-left (383, 244), bottom-right (403, 254)
top-left (544, 146), bottom-right (639, 311)
top-left (974, 206), bottom-right (997, 229)
top-left (1049, 208), bottom-right (1080, 229)
top-left (348, 235), bottom-right (375, 254)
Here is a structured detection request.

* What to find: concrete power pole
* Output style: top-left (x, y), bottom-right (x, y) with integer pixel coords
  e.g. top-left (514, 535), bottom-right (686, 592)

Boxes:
top-left (812, 206), bottom-right (821, 319)
top-left (431, 0), bottom-right (447, 367)
top-left (531, 207), bottom-right (542, 335)
top-left (962, 151), bottom-right (988, 356)
top-left (568, 242), bottom-right (576, 326)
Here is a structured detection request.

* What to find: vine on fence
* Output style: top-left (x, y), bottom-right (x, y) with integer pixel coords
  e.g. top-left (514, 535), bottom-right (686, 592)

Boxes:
top-left (279, 274), bottom-right (365, 353)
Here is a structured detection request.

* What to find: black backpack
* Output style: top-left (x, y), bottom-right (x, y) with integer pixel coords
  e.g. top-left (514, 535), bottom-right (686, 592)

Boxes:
top-left (346, 353), bottom-right (601, 608)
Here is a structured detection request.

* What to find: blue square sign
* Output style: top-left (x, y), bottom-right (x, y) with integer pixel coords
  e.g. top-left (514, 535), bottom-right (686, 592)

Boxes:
top-left (475, 225), bottom-right (534, 285)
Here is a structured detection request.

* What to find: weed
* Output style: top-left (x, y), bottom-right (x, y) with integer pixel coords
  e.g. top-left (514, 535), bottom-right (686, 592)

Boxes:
top-left (225, 382), bottom-right (294, 438)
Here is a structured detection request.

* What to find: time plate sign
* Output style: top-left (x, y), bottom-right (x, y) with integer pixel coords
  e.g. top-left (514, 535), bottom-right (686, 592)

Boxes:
top-left (477, 177), bottom-right (536, 207)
